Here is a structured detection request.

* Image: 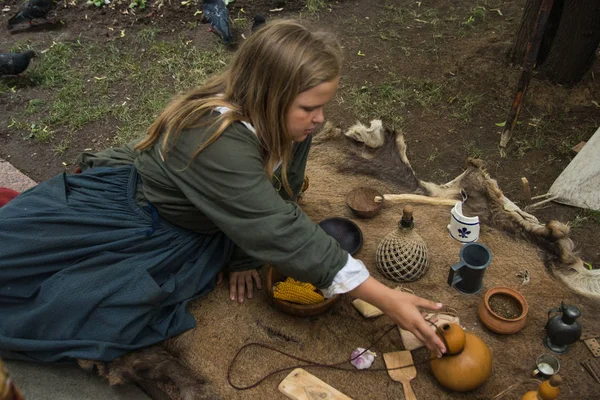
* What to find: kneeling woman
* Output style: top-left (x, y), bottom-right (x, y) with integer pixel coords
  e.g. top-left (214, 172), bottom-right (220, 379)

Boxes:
top-left (0, 20), bottom-right (446, 363)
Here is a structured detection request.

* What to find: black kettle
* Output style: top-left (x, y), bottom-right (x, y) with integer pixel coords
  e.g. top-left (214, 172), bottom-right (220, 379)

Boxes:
top-left (544, 301), bottom-right (582, 354)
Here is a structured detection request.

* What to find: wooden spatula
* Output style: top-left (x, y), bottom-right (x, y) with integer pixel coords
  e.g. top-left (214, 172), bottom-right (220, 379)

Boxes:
top-left (383, 351), bottom-right (417, 400)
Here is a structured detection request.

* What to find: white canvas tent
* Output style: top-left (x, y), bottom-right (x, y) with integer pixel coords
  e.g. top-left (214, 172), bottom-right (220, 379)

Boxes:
top-left (548, 126), bottom-right (600, 210)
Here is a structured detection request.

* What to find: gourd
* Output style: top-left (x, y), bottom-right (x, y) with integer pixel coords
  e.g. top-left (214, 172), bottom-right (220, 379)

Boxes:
top-left (430, 323), bottom-right (492, 392)
top-left (522, 375), bottom-right (562, 400)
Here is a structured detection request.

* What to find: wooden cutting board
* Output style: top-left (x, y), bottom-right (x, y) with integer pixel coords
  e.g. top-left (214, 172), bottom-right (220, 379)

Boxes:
top-left (278, 368), bottom-right (352, 400)
top-left (383, 351), bottom-right (417, 400)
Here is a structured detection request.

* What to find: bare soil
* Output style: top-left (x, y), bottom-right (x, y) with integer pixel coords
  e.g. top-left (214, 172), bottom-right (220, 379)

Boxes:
top-left (1, 3), bottom-right (599, 255)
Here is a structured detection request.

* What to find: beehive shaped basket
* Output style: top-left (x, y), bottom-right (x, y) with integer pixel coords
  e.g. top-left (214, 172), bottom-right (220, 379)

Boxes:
top-left (376, 206), bottom-right (429, 282)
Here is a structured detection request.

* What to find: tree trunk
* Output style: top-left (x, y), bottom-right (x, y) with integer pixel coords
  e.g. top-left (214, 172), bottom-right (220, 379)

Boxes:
top-left (509, 0), bottom-right (600, 85)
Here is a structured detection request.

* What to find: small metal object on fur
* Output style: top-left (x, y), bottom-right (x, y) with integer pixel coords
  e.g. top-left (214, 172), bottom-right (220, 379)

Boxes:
top-left (376, 205), bottom-right (429, 282)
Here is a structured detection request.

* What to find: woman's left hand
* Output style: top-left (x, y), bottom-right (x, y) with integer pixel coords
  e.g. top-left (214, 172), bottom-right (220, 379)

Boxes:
top-left (217, 269), bottom-right (262, 303)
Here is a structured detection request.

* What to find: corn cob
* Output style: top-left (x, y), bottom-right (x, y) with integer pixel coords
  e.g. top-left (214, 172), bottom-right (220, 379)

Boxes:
top-left (284, 277), bottom-right (317, 291)
top-left (273, 281), bottom-right (324, 305)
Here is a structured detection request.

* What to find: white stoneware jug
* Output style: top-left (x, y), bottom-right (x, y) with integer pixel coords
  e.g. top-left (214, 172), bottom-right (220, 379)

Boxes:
top-left (447, 202), bottom-right (480, 243)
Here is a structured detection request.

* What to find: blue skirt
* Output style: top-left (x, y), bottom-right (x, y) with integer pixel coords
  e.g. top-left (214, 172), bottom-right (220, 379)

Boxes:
top-left (0, 166), bottom-right (233, 362)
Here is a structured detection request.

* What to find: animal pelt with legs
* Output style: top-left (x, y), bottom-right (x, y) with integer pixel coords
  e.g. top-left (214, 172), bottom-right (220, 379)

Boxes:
top-left (315, 119), bottom-right (600, 300)
top-left (77, 345), bottom-right (220, 400)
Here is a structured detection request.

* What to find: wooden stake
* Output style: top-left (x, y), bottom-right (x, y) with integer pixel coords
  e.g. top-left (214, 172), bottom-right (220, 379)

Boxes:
top-left (531, 192), bottom-right (553, 201)
top-left (521, 177), bottom-right (531, 202)
top-left (500, 0), bottom-right (554, 148)
top-left (572, 141), bottom-right (587, 153)
top-left (524, 195), bottom-right (559, 211)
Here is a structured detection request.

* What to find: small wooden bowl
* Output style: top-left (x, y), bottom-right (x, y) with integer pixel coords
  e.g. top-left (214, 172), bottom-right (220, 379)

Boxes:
top-left (478, 286), bottom-right (529, 334)
top-left (266, 265), bottom-right (340, 317)
top-left (318, 217), bottom-right (363, 255)
top-left (346, 187), bottom-right (384, 218)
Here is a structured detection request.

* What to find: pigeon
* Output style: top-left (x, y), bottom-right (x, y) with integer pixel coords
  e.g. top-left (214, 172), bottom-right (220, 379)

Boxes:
top-left (0, 50), bottom-right (36, 76)
top-left (7, 0), bottom-right (55, 30)
top-left (202, 0), bottom-right (233, 45)
top-left (251, 15), bottom-right (266, 33)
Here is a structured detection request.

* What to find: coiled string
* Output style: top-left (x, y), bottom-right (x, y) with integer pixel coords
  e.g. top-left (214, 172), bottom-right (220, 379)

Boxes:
top-left (227, 319), bottom-right (449, 390)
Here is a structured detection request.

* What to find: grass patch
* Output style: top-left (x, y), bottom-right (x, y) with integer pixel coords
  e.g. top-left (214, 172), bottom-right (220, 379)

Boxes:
top-left (572, 209), bottom-right (600, 228)
top-left (340, 76), bottom-right (446, 128)
top-left (463, 140), bottom-right (484, 158)
top-left (306, 0), bottom-right (326, 13)
top-left (449, 92), bottom-right (484, 123)
top-left (8, 118), bottom-right (53, 142)
top-left (462, 6), bottom-right (487, 29)
top-left (25, 99), bottom-right (47, 116)
top-left (5, 35), bottom-right (229, 146)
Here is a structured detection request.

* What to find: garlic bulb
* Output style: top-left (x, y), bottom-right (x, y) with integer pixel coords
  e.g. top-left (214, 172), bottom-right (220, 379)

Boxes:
top-left (350, 347), bottom-right (376, 370)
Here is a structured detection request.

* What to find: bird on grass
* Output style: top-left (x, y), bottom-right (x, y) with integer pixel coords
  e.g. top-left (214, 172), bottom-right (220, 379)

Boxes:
top-left (7, 0), bottom-right (55, 30)
top-left (0, 50), bottom-right (36, 77)
top-left (251, 15), bottom-right (266, 33)
top-left (202, 0), bottom-right (233, 45)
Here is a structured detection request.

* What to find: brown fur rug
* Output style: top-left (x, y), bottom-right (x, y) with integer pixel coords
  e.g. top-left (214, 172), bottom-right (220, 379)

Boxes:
top-left (84, 122), bottom-right (599, 399)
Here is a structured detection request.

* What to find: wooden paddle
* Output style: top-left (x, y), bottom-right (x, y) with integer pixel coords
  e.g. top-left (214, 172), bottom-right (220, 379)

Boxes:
top-left (278, 368), bottom-right (352, 400)
top-left (383, 351), bottom-right (417, 400)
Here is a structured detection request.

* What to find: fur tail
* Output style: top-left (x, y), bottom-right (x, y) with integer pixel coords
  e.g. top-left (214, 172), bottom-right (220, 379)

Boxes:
top-left (78, 346), bottom-right (220, 400)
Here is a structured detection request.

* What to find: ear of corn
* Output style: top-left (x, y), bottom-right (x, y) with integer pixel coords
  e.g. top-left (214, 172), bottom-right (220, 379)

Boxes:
top-left (273, 280), bottom-right (324, 305)
top-left (284, 277), bottom-right (317, 291)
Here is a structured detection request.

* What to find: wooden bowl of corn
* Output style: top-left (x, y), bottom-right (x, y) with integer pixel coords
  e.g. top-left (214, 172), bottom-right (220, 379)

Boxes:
top-left (266, 265), bottom-right (340, 317)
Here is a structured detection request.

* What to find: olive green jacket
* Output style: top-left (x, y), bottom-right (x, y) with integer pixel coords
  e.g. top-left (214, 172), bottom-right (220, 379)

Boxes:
top-left (77, 117), bottom-right (347, 288)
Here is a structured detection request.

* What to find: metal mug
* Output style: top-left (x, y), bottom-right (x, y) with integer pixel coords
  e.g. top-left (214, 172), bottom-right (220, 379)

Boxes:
top-left (532, 354), bottom-right (560, 378)
top-left (447, 242), bottom-right (492, 294)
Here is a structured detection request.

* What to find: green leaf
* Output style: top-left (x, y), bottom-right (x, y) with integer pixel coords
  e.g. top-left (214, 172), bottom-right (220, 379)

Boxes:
top-left (495, 121), bottom-right (506, 127)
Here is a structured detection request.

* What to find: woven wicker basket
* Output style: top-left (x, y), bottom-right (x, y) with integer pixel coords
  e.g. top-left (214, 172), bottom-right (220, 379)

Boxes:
top-left (376, 206), bottom-right (429, 282)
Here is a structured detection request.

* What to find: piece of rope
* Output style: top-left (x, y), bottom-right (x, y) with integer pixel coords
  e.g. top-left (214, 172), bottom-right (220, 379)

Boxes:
top-left (227, 319), bottom-right (449, 390)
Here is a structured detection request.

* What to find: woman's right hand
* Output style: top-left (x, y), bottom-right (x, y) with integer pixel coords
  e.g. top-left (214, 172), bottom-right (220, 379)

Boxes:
top-left (350, 276), bottom-right (446, 358)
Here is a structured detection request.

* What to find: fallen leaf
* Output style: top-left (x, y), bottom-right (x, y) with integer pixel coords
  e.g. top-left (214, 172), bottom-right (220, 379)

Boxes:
top-left (269, 8), bottom-right (283, 12)
top-left (495, 121), bottom-right (506, 127)
top-left (357, 50), bottom-right (365, 57)
top-left (194, 10), bottom-right (202, 16)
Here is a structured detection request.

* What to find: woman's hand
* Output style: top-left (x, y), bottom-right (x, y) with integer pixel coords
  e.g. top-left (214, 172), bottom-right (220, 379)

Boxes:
top-left (350, 277), bottom-right (446, 358)
top-left (217, 269), bottom-right (262, 303)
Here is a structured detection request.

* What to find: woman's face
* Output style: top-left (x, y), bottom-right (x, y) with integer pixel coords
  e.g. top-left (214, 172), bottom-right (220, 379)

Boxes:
top-left (286, 77), bottom-right (340, 142)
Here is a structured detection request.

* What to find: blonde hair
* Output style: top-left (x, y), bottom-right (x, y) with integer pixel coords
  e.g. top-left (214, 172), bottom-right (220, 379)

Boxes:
top-left (136, 19), bottom-right (342, 196)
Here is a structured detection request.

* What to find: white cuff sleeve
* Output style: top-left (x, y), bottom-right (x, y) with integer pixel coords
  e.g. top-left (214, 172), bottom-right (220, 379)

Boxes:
top-left (321, 254), bottom-right (370, 298)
